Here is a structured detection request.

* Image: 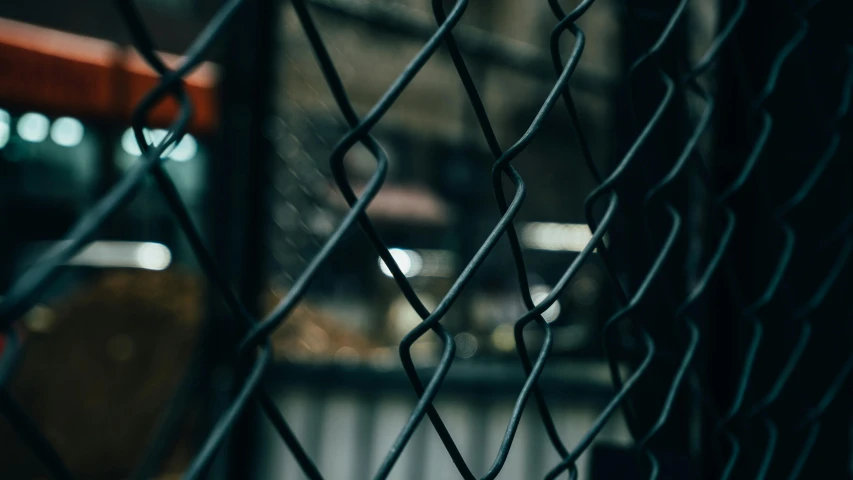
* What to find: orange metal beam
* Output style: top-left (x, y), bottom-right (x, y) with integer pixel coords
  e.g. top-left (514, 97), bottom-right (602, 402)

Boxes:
top-left (0, 17), bottom-right (219, 133)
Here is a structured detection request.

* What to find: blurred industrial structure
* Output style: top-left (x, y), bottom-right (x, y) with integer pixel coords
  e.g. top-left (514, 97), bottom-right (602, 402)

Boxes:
top-left (0, 0), bottom-right (641, 477)
top-left (2, 0), bottom-right (851, 479)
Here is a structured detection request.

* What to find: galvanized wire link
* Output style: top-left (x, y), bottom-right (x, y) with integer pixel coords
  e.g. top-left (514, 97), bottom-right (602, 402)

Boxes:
top-left (0, 0), bottom-right (851, 479)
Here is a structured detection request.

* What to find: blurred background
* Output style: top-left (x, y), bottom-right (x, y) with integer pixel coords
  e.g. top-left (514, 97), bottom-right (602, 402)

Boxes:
top-left (4, 0), bottom-right (848, 479)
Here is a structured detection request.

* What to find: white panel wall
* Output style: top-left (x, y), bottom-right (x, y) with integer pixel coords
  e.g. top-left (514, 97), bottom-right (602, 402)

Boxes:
top-left (256, 385), bottom-right (629, 480)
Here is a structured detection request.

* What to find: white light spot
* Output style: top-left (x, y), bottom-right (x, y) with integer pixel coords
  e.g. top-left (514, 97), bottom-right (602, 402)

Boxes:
top-left (169, 133), bottom-right (197, 161)
top-left (50, 117), bottom-right (85, 147)
top-left (120, 128), bottom-right (179, 158)
top-left (121, 128), bottom-right (142, 156)
top-left (520, 222), bottom-right (594, 252)
top-left (0, 109), bottom-right (10, 149)
top-left (148, 129), bottom-right (172, 156)
top-left (379, 248), bottom-right (423, 278)
top-left (17, 112), bottom-right (50, 143)
top-left (134, 242), bottom-right (172, 270)
top-left (531, 285), bottom-right (561, 322)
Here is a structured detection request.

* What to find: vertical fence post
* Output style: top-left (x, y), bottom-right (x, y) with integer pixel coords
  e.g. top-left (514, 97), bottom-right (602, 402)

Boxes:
top-left (204, 0), bottom-right (276, 477)
top-left (612, 0), bottom-right (696, 477)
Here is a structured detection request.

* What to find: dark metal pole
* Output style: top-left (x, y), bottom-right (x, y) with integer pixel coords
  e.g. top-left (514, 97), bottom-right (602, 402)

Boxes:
top-left (612, 0), bottom-right (695, 477)
top-left (204, 0), bottom-right (276, 477)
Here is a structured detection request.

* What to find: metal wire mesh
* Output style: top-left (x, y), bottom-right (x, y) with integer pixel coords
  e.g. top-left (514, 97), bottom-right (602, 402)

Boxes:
top-left (1, 0), bottom-right (852, 479)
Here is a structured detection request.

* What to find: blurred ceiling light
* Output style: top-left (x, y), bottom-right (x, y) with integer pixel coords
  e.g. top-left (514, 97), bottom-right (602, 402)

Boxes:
top-left (135, 242), bottom-right (172, 270)
top-left (530, 285), bottom-right (561, 322)
top-left (169, 133), bottom-right (197, 161)
top-left (17, 112), bottom-right (50, 143)
top-left (378, 248), bottom-right (454, 278)
top-left (379, 248), bottom-right (423, 278)
top-left (0, 109), bottom-right (9, 149)
top-left (520, 222), bottom-right (593, 252)
top-left (50, 117), bottom-right (85, 147)
top-left (121, 127), bottom-right (189, 159)
top-left (66, 241), bottom-right (172, 270)
top-left (121, 127), bottom-right (142, 156)
top-left (146, 129), bottom-right (171, 154)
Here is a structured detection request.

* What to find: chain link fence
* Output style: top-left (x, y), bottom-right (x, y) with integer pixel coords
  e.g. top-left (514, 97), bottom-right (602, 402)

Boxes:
top-left (1, 0), bottom-right (852, 478)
